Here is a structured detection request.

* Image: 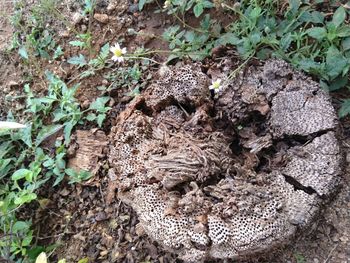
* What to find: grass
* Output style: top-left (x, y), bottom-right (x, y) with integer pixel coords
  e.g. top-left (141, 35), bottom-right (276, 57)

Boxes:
top-left (0, 0), bottom-right (349, 262)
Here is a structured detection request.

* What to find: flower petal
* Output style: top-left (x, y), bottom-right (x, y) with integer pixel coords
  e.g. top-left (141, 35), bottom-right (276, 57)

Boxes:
top-left (111, 55), bottom-right (119, 61)
top-left (117, 57), bottom-right (124, 63)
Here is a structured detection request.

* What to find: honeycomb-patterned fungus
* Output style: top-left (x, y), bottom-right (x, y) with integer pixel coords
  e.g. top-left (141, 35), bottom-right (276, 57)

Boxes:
top-left (108, 61), bottom-right (342, 261)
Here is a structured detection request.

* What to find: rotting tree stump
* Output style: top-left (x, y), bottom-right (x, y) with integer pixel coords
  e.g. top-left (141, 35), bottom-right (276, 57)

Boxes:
top-left (107, 60), bottom-right (342, 262)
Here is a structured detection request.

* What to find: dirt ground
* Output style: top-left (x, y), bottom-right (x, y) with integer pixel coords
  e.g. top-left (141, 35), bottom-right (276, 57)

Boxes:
top-left (0, 0), bottom-right (349, 262)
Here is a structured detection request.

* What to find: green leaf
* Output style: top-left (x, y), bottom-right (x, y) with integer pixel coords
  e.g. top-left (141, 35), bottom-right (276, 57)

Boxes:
top-left (326, 46), bottom-right (348, 80)
top-left (332, 6), bottom-right (346, 28)
top-left (68, 170), bottom-right (92, 184)
top-left (67, 54), bottom-right (87, 68)
top-left (0, 159), bottom-right (12, 179)
top-left (138, 0), bottom-right (146, 11)
top-left (65, 168), bottom-right (77, 177)
top-left (22, 231), bottom-right (33, 246)
top-left (162, 25), bottom-right (180, 40)
top-left (256, 48), bottom-right (273, 60)
top-left (99, 43), bottom-right (110, 60)
top-left (85, 113), bottom-right (96, 121)
top-left (97, 114), bottom-right (106, 127)
top-left (84, 0), bottom-right (93, 13)
top-left (14, 192), bottom-right (37, 205)
top-left (69, 40), bottom-right (86, 48)
top-left (339, 99), bottom-right (350, 118)
top-left (300, 11), bottom-right (325, 24)
top-left (35, 125), bottom-right (63, 146)
top-left (202, 0), bottom-right (213, 8)
top-left (337, 26), bottom-right (350, 37)
top-left (80, 69), bottom-right (95, 78)
top-left (328, 76), bottom-right (348, 91)
top-left (53, 111), bottom-right (67, 122)
top-left (193, 3), bottom-right (204, 17)
top-left (249, 32), bottom-right (261, 46)
top-left (53, 172), bottom-right (65, 186)
top-left (306, 27), bottom-right (327, 41)
top-left (184, 31), bottom-right (196, 42)
top-left (311, 11), bottom-right (325, 24)
top-left (64, 122), bottom-right (74, 146)
top-left (12, 169), bottom-right (32, 181)
top-left (326, 22), bottom-right (338, 41)
top-left (43, 158), bottom-right (55, 167)
top-left (166, 53), bottom-right (180, 64)
top-left (200, 14), bottom-right (211, 31)
top-left (217, 32), bottom-right (241, 46)
top-left (342, 37), bottom-right (350, 51)
top-left (88, 96), bottom-right (110, 111)
top-left (249, 7), bottom-right (262, 19)
top-left (280, 33), bottom-right (293, 51)
top-left (18, 46), bottom-right (29, 59)
top-left (78, 257), bottom-right (89, 263)
top-left (12, 221), bottom-right (30, 233)
top-left (53, 46), bottom-right (64, 59)
top-left (27, 246), bottom-right (45, 260)
top-left (288, 0), bottom-right (300, 16)
top-left (39, 49), bottom-right (50, 59)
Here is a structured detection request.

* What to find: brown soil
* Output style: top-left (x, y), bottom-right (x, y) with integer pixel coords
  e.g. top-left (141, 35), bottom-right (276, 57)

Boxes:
top-left (0, 0), bottom-right (349, 262)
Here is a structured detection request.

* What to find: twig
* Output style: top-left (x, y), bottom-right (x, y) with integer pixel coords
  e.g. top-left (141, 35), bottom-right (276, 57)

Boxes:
top-left (324, 244), bottom-right (339, 263)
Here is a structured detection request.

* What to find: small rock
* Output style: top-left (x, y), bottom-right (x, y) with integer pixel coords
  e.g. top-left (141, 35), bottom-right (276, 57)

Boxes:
top-left (107, 3), bottom-right (116, 11)
top-left (134, 29), bottom-right (155, 46)
top-left (72, 12), bottom-right (83, 25)
top-left (94, 13), bottom-right (109, 24)
top-left (340, 235), bottom-right (349, 242)
top-left (95, 211), bottom-right (109, 221)
top-left (135, 223), bottom-right (145, 236)
top-left (81, 24), bottom-right (87, 32)
top-left (81, 100), bottom-right (90, 109)
top-left (60, 188), bottom-right (70, 196)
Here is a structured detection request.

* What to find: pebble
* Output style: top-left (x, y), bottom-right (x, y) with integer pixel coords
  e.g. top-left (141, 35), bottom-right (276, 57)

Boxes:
top-left (72, 12), bottom-right (83, 25)
top-left (94, 13), bottom-right (109, 24)
top-left (107, 3), bottom-right (116, 11)
top-left (81, 24), bottom-right (87, 32)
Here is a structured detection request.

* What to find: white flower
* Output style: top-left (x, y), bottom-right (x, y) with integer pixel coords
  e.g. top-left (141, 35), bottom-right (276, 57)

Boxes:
top-left (163, 0), bottom-right (171, 8)
top-left (0, 121), bottom-right (26, 130)
top-left (110, 43), bottom-right (127, 63)
top-left (209, 79), bottom-right (222, 94)
top-left (209, 79), bottom-right (223, 98)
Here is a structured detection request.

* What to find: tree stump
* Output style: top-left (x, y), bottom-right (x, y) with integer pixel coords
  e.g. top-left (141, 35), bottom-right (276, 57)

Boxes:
top-left (108, 60), bottom-right (342, 261)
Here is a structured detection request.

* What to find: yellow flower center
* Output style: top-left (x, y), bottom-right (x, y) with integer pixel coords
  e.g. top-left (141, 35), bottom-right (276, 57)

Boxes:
top-left (114, 49), bottom-right (122, 57)
top-left (213, 81), bottom-right (220, 89)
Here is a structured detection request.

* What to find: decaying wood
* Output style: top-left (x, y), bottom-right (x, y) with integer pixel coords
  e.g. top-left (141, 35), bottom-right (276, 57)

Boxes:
top-left (107, 61), bottom-right (342, 262)
top-left (68, 129), bottom-right (107, 175)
